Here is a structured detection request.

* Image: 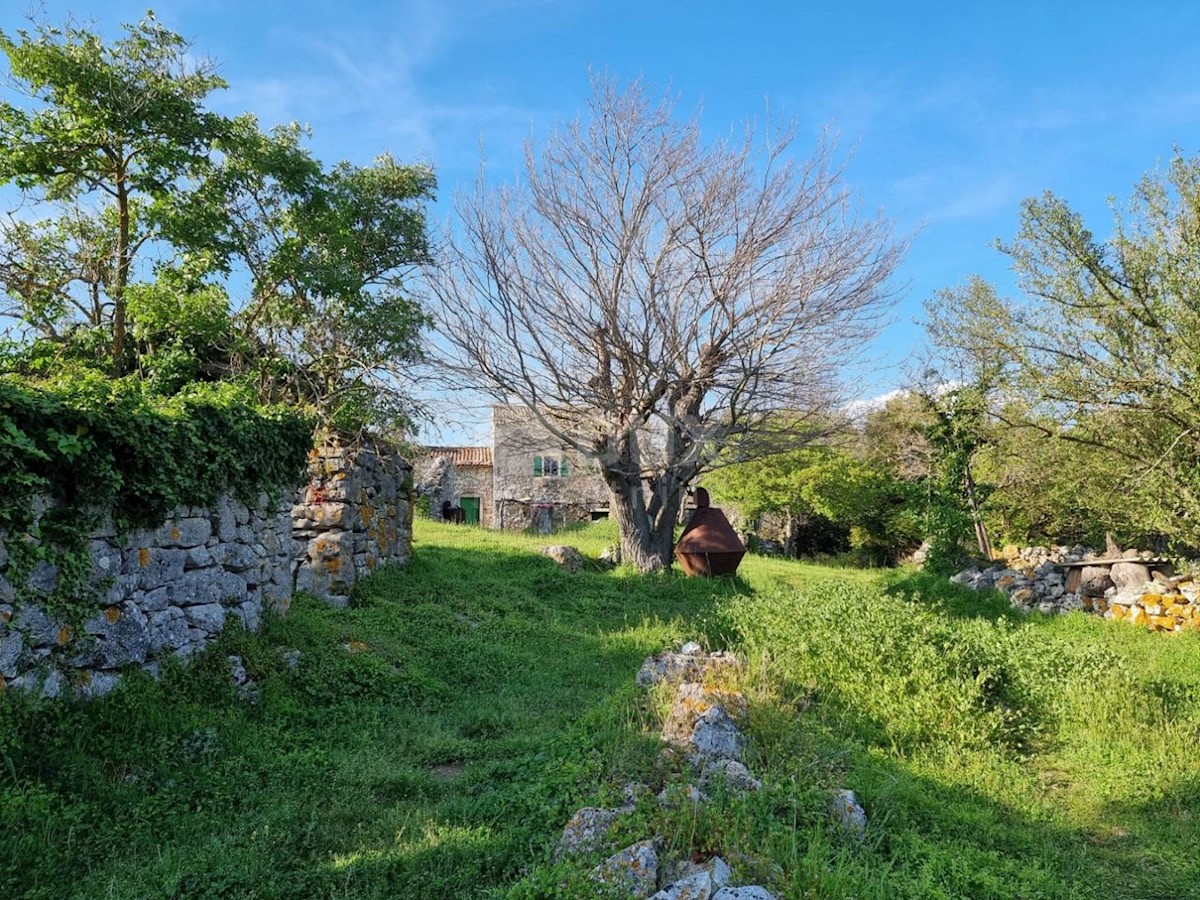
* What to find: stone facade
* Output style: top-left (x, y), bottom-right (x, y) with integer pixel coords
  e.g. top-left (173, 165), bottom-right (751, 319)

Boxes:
top-left (415, 447), bottom-right (494, 526)
top-left (491, 404), bottom-right (609, 531)
top-left (292, 440), bottom-right (413, 606)
top-left (0, 439), bottom-right (415, 697)
top-left (0, 492), bottom-right (292, 698)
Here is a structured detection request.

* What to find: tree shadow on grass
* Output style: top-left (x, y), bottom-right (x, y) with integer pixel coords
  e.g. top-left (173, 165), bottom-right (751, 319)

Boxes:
top-left (745, 674), bottom-right (1200, 900)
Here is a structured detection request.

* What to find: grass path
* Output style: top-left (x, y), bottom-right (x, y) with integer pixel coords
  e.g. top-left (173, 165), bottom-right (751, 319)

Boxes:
top-left (2, 520), bottom-right (1199, 898)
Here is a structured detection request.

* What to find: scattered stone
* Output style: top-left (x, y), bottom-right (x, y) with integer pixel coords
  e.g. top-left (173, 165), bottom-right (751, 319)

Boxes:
top-left (829, 788), bottom-right (867, 839)
top-left (700, 758), bottom-right (761, 793)
top-left (657, 783), bottom-right (708, 807)
top-left (637, 646), bottom-right (742, 687)
top-left (661, 855), bottom-right (733, 892)
top-left (600, 544), bottom-right (622, 566)
top-left (539, 545), bottom-right (584, 572)
top-left (649, 869), bottom-right (713, 900)
top-left (557, 806), bottom-right (623, 857)
top-left (228, 654), bottom-right (259, 702)
top-left (712, 888), bottom-right (777, 900)
top-left (591, 839), bottom-right (659, 899)
top-left (620, 781), bottom-right (651, 810)
top-left (74, 669), bottom-right (122, 699)
top-left (279, 648), bottom-right (302, 670)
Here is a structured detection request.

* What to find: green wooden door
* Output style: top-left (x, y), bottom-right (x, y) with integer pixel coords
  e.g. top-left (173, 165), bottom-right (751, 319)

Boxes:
top-left (460, 496), bottom-right (481, 525)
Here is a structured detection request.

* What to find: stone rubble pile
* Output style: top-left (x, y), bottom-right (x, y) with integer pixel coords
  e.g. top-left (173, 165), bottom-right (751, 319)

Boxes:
top-left (951, 545), bottom-right (1200, 632)
top-left (554, 640), bottom-right (869, 898)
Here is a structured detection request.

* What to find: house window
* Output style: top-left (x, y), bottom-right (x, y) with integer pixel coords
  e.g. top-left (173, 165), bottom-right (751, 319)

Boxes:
top-left (533, 455), bottom-right (569, 477)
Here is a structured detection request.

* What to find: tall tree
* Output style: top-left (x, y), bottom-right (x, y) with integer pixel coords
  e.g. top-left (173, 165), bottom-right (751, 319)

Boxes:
top-left (927, 153), bottom-right (1200, 549)
top-left (0, 12), bottom-right (228, 374)
top-left (430, 77), bottom-right (904, 571)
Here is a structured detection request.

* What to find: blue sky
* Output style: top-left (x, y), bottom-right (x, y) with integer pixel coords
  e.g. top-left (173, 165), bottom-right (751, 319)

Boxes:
top-left (4, 0), bottom-right (1200, 438)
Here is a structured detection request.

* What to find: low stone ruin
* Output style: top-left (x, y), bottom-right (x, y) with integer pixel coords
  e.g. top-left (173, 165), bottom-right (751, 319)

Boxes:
top-left (951, 544), bottom-right (1200, 633)
top-left (553, 640), bottom-right (868, 898)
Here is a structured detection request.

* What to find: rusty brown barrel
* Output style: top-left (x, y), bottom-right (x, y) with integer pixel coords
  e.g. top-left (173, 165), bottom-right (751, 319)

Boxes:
top-left (674, 488), bottom-right (746, 576)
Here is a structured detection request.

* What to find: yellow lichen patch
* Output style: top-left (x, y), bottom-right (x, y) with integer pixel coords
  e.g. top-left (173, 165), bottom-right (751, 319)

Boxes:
top-left (344, 639), bottom-right (369, 654)
top-left (138, 547), bottom-right (151, 567)
top-left (1128, 608), bottom-right (1149, 627)
top-left (104, 606), bottom-right (121, 624)
top-left (365, 555), bottom-right (375, 569)
top-left (57, 626), bottom-right (72, 645)
top-left (1141, 593), bottom-right (1165, 607)
top-left (171, 526), bottom-right (181, 542)
top-left (0, 610), bottom-right (10, 623)
top-left (1148, 615), bottom-right (1176, 631)
top-left (1110, 605), bottom-right (1127, 620)
top-left (324, 556), bottom-right (341, 573)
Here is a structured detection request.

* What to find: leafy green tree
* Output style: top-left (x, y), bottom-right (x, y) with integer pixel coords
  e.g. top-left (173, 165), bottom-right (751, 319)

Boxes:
top-left (0, 12), bottom-right (228, 374)
top-left (928, 153), bottom-right (1200, 550)
top-left (0, 14), bottom-right (435, 436)
top-left (193, 121), bottom-right (436, 435)
top-left (918, 383), bottom-right (995, 571)
top-left (710, 444), bottom-right (920, 564)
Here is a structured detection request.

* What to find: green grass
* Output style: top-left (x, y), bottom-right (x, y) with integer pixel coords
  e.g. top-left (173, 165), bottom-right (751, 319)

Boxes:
top-left (2, 520), bottom-right (1198, 898)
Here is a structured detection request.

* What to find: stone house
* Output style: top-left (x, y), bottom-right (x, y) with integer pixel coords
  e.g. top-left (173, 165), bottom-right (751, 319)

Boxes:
top-left (491, 404), bottom-right (610, 531)
top-left (418, 405), bottom-right (610, 531)
top-left (422, 446), bottom-right (495, 526)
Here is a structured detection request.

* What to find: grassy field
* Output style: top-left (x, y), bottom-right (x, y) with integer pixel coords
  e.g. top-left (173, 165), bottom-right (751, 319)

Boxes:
top-left (2, 519), bottom-right (1199, 898)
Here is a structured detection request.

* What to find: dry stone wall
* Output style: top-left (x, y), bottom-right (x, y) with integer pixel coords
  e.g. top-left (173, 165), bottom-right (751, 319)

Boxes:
top-left (951, 545), bottom-right (1200, 633)
top-left (0, 440), bottom-right (415, 697)
top-left (292, 440), bottom-right (413, 606)
top-left (0, 492), bottom-right (292, 698)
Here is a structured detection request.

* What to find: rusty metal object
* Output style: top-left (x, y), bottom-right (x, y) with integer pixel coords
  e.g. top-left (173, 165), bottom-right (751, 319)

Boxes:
top-left (674, 488), bottom-right (746, 577)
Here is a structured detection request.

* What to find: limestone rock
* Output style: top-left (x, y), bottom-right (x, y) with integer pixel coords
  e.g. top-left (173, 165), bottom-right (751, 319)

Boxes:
top-left (1111, 561), bottom-right (1151, 592)
top-left (712, 888), bottom-right (777, 900)
top-left (636, 646), bottom-right (742, 687)
top-left (228, 654), bottom-right (259, 702)
top-left (591, 839), bottom-right (659, 898)
top-left (691, 706), bottom-right (745, 763)
top-left (700, 758), bottom-right (761, 793)
top-left (77, 670), bottom-right (122, 699)
top-left (829, 788), bottom-right (867, 839)
top-left (80, 603), bottom-right (151, 668)
top-left (662, 682), bottom-right (747, 748)
top-left (184, 603), bottom-right (226, 634)
top-left (0, 631), bottom-right (24, 678)
top-left (649, 870), bottom-right (713, 900)
top-left (557, 806), bottom-right (622, 857)
top-left (539, 545), bottom-right (584, 573)
top-left (661, 857), bottom-right (732, 893)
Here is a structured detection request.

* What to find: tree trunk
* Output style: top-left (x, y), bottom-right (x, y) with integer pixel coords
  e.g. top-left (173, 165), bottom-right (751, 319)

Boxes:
top-left (783, 509), bottom-right (798, 558)
top-left (608, 480), bottom-right (675, 572)
top-left (112, 177), bottom-right (131, 376)
top-left (963, 464), bottom-right (993, 559)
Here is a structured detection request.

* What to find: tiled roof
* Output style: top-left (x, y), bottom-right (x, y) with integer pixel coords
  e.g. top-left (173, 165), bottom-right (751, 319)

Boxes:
top-left (427, 446), bottom-right (493, 467)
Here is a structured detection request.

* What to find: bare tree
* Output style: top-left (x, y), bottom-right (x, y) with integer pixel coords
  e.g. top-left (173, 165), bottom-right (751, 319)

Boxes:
top-left (429, 76), bottom-right (904, 571)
